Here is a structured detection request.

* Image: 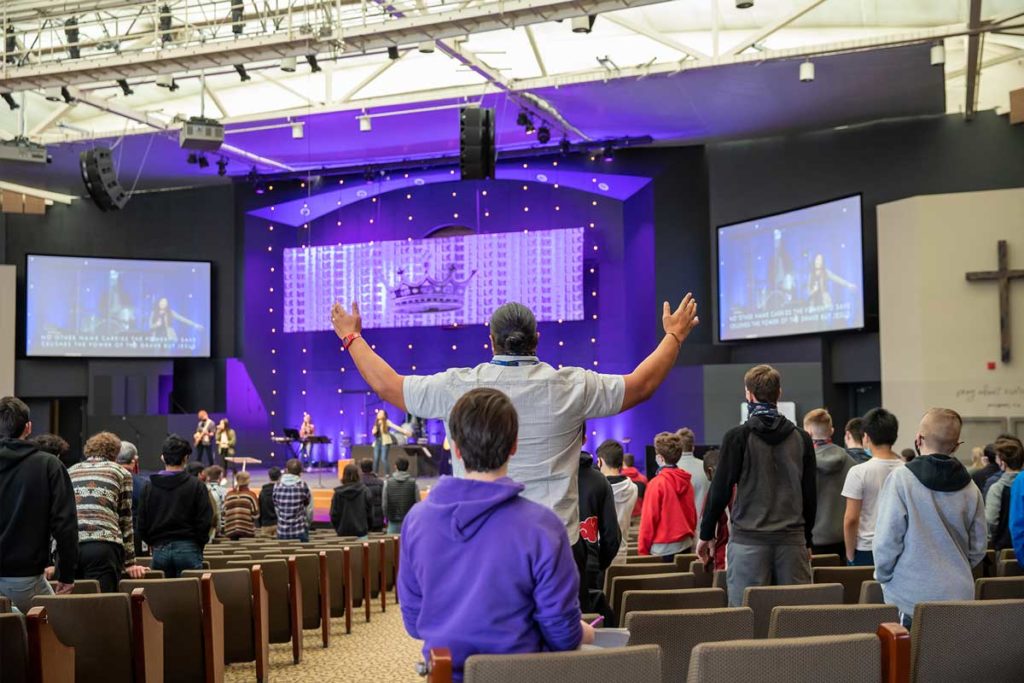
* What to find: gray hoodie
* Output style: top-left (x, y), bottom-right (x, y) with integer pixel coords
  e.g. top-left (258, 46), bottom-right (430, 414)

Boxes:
top-left (873, 455), bottom-right (987, 616)
top-left (607, 475), bottom-right (638, 565)
top-left (811, 443), bottom-right (855, 546)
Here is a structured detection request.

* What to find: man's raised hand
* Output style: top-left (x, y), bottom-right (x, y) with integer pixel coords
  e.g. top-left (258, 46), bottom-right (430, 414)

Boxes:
top-left (663, 293), bottom-right (700, 343)
top-left (331, 301), bottom-right (362, 340)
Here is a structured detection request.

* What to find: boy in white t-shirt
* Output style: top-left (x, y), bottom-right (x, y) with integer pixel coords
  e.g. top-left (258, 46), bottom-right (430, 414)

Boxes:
top-left (841, 408), bottom-right (903, 566)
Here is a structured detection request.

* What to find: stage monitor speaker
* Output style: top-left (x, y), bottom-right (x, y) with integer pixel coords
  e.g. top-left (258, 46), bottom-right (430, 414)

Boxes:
top-left (459, 107), bottom-right (495, 180)
top-left (80, 147), bottom-right (129, 211)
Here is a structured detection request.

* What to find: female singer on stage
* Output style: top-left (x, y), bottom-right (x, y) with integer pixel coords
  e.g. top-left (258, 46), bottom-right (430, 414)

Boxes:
top-left (371, 410), bottom-right (410, 475)
top-left (216, 418), bottom-right (237, 471)
top-left (299, 412), bottom-right (315, 462)
top-left (807, 253), bottom-right (856, 308)
top-left (150, 296), bottom-right (204, 340)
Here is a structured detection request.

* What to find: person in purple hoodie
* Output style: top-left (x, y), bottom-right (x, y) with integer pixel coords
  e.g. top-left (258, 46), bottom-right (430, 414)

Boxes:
top-left (399, 387), bottom-right (594, 680)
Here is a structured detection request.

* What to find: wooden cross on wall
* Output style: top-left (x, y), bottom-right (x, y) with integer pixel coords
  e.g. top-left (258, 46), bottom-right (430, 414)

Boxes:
top-left (966, 240), bottom-right (1024, 363)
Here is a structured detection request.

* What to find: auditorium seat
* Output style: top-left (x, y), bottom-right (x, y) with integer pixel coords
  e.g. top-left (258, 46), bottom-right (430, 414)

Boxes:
top-left (603, 563), bottom-right (684, 599)
top-left (207, 555), bottom-right (251, 569)
top-left (742, 584), bottom-right (844, 638)
top-left (32, 590), bottom-right (164, 683)
top-left (48, 580), bottom-right (100, 594)
top-left (462, 645), bottom-right (661, 683)
top-left (138, 570), bottom-right (165, 580)
top-left (382, 535), bottom-right (399, 597)
top-left (997, 559), bottom-right (1023, 577)
top-left (310, 547), bottom-right (354, 633)
top-left (227, 558), bottom-right (302, 664)
top-left (318, 541), bottom-right (371, 623)
top-left (998, 548), bottom-right (1016, 563)
top-left (1, 596), bottom-right (12, 612)
top-left (620, 588), bottom-right (727, 622)
top-left (672, 553), bottom-right (699, 572)
top-left (810, 554), bottom-right (842, 567)
top-left (609, 573), bottom-right (695, 627)
top-left (626, 607), bottom-right (753, 683)
top-left (118, 576), bottom-right (224, 683)
top-left (0, 612), bottom-right (31, 683)
top-left (860, 581), bottom-right (884, 604)
top-left (687, 633), bottom-right (882, 683)
top-left (910, 600), bottom-right (1024, 682)
top-left (812, 566), bottom-right (876, 604)
top-left (712, 570), bottom-right (727, 590)
top-left (625, 555), bottom-right (666, 565)
top-left (290, 552), bottom-right (330, 647)
top-left (767, 604), bottom-right (899, 638)
top-left (975, 577), bottom-right (1024, 600)
top-left (687, 560), bottom-right (715, 588)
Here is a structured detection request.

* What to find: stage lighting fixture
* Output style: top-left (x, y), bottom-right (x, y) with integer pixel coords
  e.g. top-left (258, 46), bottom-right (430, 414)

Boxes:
top-left (231, 0), bottom-right (245, 35)
top-left (156, 74), bottom-right (178, 91)
top-left (387, 46), bottom-right (400, 60)
top-left (280, 56), bottom-right (297, 72)
top-left (560, 138), bottom-right (571, 155)
top-left (537, 126), bottom-right (551, 144)
top-left (5, 26), bottom-right (17, 65)
top-left (186, 152), bottom-right (198, 165)
top-left (359, 115), bottom-right (372, 132)
top-left (291, 122), bottom-right (304, 139)
top-left (516, 110), bottom-right (530, 127)
top-left (799, 60), bottom-right (815, 83)
top-left (418, 41), bottom-right (435, 54)
top-left (601, 144), bottom-right (615, 162)
top-left (930, 42), bottom-right (945, 66)
top-left (735, 0), bottom-right (754, 8)
top-left (116, 79), bottom-right (134, 96)
top-left (234, 64), bottom-right (251, 81)
top-left (158, 4), bottom-right (173, 44)
top-left (216, 157), bottom-right (228, 176)
top-left (571, 15), bottom-right (596, 34)
top-left (1, 93), bottom-right (18, 111)
top-left (44, 86), bottom-right (63, 102)
top-left (525, 120), bottom-right (535, 135)
top-left (197, 154), bottom-right (209, 169)
top-left (306, 54), bottom-right (321, 72)
top-left (65, 18), bottom-right (80, 59)
top-left (60, 87), bottom-right (74, 104)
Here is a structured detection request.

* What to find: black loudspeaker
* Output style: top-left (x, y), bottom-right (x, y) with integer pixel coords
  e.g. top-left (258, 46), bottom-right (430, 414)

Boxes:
top-left (459, 107), bottom-right (495, 180)
top-left (80, 147), bottom-right (129, 211)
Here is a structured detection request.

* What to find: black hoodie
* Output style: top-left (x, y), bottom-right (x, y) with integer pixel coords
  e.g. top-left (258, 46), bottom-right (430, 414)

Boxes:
top-left (577, 454), bottom-right (621, 575)
top-left (700, 413), bottom-right (817, 547)
top-left (137, 471), bottom-right (213, 548)
top-left (0, 439), bottom-right (78, 583)
top-left (330, 482), bottom-right (373, 537)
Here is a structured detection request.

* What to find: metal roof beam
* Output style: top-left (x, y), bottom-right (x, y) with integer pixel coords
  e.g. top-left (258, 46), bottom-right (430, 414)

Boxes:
top-left (602, 14), bottom-right (709, 60)
top-left (725, 0), bottom-right (830, 56)
top-left (964, 0), bottom-right (984, 120)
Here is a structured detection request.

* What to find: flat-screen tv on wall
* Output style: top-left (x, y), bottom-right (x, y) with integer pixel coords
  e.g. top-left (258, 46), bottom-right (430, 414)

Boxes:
top-left (717, 194), bottom-right (865, 342)
top-left (26, 254), bottom-right (212, 357)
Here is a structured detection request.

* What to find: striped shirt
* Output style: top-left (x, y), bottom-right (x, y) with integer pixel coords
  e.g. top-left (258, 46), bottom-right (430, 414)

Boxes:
top-left (68, 458), bottom-right (135, 565)
top-left (272, 475), bottom-right (311, 540)
top-left (223, 488), bottom-right (259, 538)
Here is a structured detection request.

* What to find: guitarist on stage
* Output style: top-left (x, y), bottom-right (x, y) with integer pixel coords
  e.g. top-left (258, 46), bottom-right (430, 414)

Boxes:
top-left (194, 410), bottom-right (216, 466)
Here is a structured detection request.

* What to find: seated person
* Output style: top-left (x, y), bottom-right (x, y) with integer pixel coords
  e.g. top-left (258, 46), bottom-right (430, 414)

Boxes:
top-left (399, 388), bottom-right (593, 680)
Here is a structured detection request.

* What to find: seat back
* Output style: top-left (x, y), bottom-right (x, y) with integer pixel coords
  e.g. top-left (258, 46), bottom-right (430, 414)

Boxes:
top-left (227, 559), bottom-right (291, 643)
top-left (464, 645), bottom-right (661, 683)
top-left (859, 581), bottom-right (884, 604)
top-left (314, 548), bottom-right (347, 618)
top-left (997, 559), bottom-right (1023, 577)
top-left (32, 594), bottom-right (136, 683)
top-left (207, 555), bottom-right (251, 569)
top-left (48, 580), bottom-right (100, 595)
top-left (0, 612), bottom-right (29, 683)
top-left (382, 536), bottom-right (397, 591)
top-left (975, 577), bottom-right (1024, 600)
top-left (810, 554), bottom-right (842, 567)
top-left (287, 554), bottom-right (322, 629)
top-left (621, 588), bottom-right (727, 622)
top-left (742, 583), bottom-right (844, 638)
top-left (627, 608), bottom-right (753, 683)
top-left (687, 633), bottom-right (881, 683)
top-left (610, 573), bottom-right (695, 627)
top-left (712, 570), bottom-right (727, 590)
top-left (688, 560), bottom-right (714, 588)
top-left (910, 600), bottom-right (1024, 682)
top-left (118, 578), bottom-right (205, 683)
top-left (183, 569), bottom-right (255, 663)
top-left (603, 564), bottom-right (682, 600)
top-left (366, 539), bottom-right (383, 597)
top-left (626, 555), bottom-right (667, 565)
top-left (768, 604), bottom-right (899, 638)
top-left (997, 548), bottom-right (1016, 563)
top-left (672, 554), bottom-right (699, 572)
top-left (812, 566), bottom-right (877, 604)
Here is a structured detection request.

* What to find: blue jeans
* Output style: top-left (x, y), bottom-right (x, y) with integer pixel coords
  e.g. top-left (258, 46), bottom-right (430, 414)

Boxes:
top-left (387, 521), bottom-right (402, 534)
top-left (152, 540), bottom-right (203, 578)
top-left (373, 441), bottom-right (389, 474)
top-left (0, 575), bottom-right (53, 613)
top-left (849, 550), bottom-right (874, 566)
top-left (899, 612), bottom-right (913, 628)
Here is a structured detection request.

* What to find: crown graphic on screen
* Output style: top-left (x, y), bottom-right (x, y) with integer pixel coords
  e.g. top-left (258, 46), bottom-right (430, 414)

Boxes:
top-left (391, 263), bottom-right (478, 314)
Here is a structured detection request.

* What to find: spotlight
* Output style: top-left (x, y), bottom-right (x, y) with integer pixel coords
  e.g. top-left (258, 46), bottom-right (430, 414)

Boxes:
top-left (525, 120), bottom-right (535, 135)
top-left (280, 56), bottom-right (296, 72)
top-left (186, 152), bottom-right (198, 165)
top-left (387, 46), bottom-right (400, 60)
top-left (735, 0), bottom-right (754, 8)
top-left (930, 42), bottom-right (945, 67)
top-left (158, 4), bottom-right (173, 44)
top-left (60, 86), bottom-right (74, 104)
top-left (231, 0), bottom-right (244, 36)
top-left (65, 18), bottom-right (80, 59)
top-left (418, 41), bottom-right (435, 54)
top-left (5, 26), bottom-right (17, 65)
top-left (516, 110), bottom-right (530, 127)
top-left (291, 122), bottom-right (304, 139)
top-left (560, 138), bottom-right (571, 155)
top-left (306, 54), bottom-right (321, 72)
top-left (1, 93), bottom-right (18, 111)
top-left (537, 125), bottom-right (551, 144)
top-left (799, 60), bottom-right (815, 83)
top-left (197, 154), bottom-right (209, 169)
top-left (216, 157), bottom-right (228, 176)
top-left (116, 79), bottom-right (134, 96)
top-left (359, 115), bottom-right (372, 132)
top-left (571, 15), bottom-right (596, 34)
top-left (156, 74), bottom-right (178, 91)
top-left (234, 64), bottom-right (251, 81)
top-left (601, 144), bottom-right (615, 162)
top-left (44, 86), bottom-right (63, 102)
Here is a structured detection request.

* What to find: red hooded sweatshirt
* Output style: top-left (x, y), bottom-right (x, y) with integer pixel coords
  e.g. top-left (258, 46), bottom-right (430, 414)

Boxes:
top-left (638, 466), bottom-right (696, 556)
top-left (621, 466), bottom-right (648, 518)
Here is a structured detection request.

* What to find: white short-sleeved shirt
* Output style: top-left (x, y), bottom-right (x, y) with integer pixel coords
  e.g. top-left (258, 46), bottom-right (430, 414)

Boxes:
top-left (403, 355), bottom-right (625, 544)
top-left (841, 457), bottom-right (904, 551)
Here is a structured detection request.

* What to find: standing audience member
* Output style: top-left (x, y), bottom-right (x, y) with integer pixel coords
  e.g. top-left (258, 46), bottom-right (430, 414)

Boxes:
top-left (841, 408), bottom-right (903, 566)
top-left (360, 458), bottom-right (386, 532)
top-left (330, 464), bottom-right (373, 539)
top-left (203, 465), bottom-right (227, 537)
top-left (576, 450), bottom-right (620, 609)
top-left (69, 432), bottom-right (145, 592)
top-left (873, 409), bottom-right (986, 628)
top-left (844, 418), bottom-right (871, 464)
top-left (972, 444), bottom-right (1001, 492)
top-left (1010, 471), bottom-right (1024, 568)
top-left (399, 388), bottom-right (592, 681)
top-left (700, 450), bottom-right (729, 569)
top-left (980, 435), bottom-right (1019, 499)
top-left (0, 397), bottom-right (78, 611)
top-left (899, 448), bottom-right (916, 464)
top-left (621, 453), bottom-right (647, 519)
top-left (804, 409), bottom-right (856, 558)
top-left (258, 466), bottom-right (281, 537)
top-left (985, 437), bottom-right (1023, 549)
top-left (382, 457), bottom-right (419, 534)
top-left (31, 433), bottom-right (77, 469)
top-left (697, 365), bottom-right (817, 607)
top-left (638, 432), bottom-right (696, 560)
top-left (137, 435), bottom-right (213, 578)
top-left (966, 447), bottom-right (986, 476)
top-left (223, 471), bottom-right (260, 540)
top-left (597, 440), bottom-right (638, 566)
top-left (116, 441), bottom-right (148, 558)
top-left (676, 427), bottom-right (708, 514)
top-left (273, 459), bottom-right (312, 542)
top-left (330, 295), bottom-right (699, 548)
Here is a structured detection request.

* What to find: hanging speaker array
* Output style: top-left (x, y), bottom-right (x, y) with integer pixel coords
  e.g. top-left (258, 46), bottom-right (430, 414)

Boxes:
top-left (459, 107), bottom-right (495, 181)
top-left (79, 147), bottom-right (128, 211)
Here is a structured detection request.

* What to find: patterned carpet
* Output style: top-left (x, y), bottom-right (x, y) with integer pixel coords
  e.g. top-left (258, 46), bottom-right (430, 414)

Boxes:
top-left (224, 591), bottom-right (425, 683)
